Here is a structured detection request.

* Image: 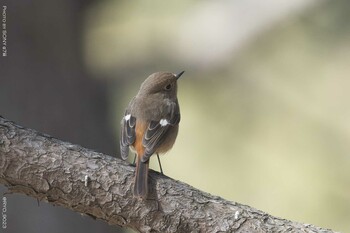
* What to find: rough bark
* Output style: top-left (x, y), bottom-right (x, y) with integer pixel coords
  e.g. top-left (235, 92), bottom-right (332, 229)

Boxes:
top-left (0, 116), bottom-right (336, 233)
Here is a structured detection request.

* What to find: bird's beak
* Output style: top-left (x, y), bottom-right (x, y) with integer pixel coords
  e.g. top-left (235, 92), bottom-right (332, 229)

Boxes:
top-left (176, 71), bottom-right (185, 80)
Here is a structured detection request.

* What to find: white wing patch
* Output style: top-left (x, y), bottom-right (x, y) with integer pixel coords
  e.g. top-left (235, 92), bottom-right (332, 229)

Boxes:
top-left (159, 119), bottom-right (169, 127)
top-left (124, 114), bottom-right (131, 121)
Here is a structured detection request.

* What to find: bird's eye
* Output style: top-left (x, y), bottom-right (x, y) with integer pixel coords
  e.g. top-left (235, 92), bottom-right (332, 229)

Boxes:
top-left (165, 84), bottom-right (172, 90)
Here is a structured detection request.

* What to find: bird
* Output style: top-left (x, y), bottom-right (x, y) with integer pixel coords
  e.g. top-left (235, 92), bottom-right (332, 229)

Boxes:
top-left (120, 71), bottom-right (184, 198)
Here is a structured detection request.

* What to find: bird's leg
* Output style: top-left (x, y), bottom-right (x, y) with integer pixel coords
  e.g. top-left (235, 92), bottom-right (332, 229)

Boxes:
top-left (157, 153), bottom-right (164, 175)
top-left (133, 153), bottom-right (137, 165)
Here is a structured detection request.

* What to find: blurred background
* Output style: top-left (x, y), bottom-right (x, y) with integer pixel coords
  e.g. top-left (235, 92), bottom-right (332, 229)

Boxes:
top-left (1, 0), bottom-right (350, 232)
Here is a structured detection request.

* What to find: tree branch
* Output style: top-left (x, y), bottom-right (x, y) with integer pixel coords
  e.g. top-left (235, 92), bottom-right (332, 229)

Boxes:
top-left (0, 116), bottom-right (335, 233)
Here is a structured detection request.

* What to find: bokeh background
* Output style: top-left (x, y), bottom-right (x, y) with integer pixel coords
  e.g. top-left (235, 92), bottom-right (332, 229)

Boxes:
top-left (1, 0), bottom-right (350, 232)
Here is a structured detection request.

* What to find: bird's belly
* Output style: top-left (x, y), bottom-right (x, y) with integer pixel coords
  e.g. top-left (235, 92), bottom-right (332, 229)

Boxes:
top-left (156, 125), bottom-right (179, 154)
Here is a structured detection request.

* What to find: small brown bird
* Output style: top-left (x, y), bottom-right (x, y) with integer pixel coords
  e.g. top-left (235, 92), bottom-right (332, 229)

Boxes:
top-left (120, 71), bottom-right (184, 198)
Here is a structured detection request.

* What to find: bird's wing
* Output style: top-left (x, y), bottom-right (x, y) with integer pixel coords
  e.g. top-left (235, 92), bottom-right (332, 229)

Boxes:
top-left (141, 102), bottom-right (180, 162)
top-left (120, 108), bottom-right (136, 160)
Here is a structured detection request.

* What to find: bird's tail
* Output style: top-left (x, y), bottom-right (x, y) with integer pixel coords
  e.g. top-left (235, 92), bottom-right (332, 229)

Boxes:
top-left (134, 155), bottom-right (149, 199)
